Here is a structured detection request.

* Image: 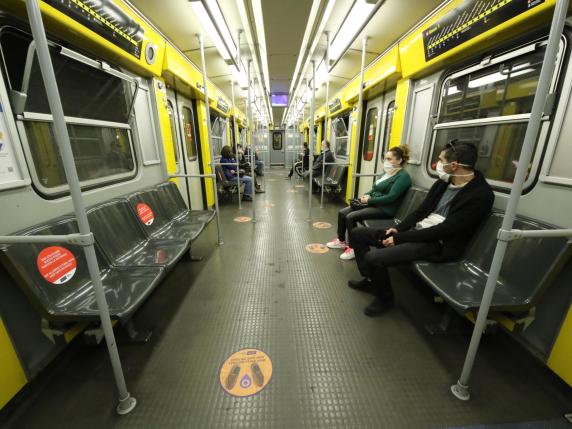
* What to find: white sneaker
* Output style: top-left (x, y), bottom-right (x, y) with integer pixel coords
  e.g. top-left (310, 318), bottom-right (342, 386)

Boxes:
top-left (340, 247), bottom-right (355, 260)
top-left (326, 238), bottom-right (346, 249)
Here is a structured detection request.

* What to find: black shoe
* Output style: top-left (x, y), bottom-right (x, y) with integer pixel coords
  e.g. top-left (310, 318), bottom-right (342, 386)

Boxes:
top-left (348, 278), bottom-right (372, 291)
top-left (242, 195), bottom-right (253, 201)
top-left (364, 297), bottom-right (394, 317)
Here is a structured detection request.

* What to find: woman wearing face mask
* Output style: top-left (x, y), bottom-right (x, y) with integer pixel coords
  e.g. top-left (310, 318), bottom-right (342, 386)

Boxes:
top-left (327, 145), bottom-right (412, 260)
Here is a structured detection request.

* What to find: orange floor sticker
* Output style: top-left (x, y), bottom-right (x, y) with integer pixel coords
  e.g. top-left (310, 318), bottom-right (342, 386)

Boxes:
top-left (305, 243), bottom-right (329, 254)
top-left (234, 216), bottom-right (252, 223)
top-left (286, 189), bottom-right (297, 193)
top-left (219, 348), bottom-right (273, 397)
top-left (263, 203), bottom-right (275, 208)
top-left (312, 221), bottom-right (332, 229)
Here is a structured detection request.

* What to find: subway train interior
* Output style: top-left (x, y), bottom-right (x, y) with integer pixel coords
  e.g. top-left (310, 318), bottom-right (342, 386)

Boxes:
top-left (1, 0), bottom-right (572, 427)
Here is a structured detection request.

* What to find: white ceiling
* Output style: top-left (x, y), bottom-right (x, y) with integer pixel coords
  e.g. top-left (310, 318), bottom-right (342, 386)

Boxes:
top-left (128, 0), bottom-right (447, 126)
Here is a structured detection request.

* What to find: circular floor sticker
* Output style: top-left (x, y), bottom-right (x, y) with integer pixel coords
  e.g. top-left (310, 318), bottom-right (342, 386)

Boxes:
top-left (286, 189), bottom-right (297, 193)
top-left (37, 246), bottom-right (77, 284)
top-left (305, 243), bottom-right (329, 254)
top-left (234, 216), bottom-right (252, 223)
top-left (219, 348), bottom-right (273, 397)
top-left (312, 221), bottom-right (332, 229)
top-left (136, 203), bottom-right (155, 226)
top-left (295, 185), bottom-right (305, 188)
top-left (263, 203), bottom-right (275, 208)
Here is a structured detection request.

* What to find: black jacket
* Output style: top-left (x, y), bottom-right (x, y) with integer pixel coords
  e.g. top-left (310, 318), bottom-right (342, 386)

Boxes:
top-left (312, 149), bottom-right (335, 176)
top-left (394, 171), bottom-right (494, 261)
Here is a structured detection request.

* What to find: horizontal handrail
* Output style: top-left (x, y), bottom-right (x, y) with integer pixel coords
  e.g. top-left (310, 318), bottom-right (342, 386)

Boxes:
top-left (352, 173), bottom-right (381, 178)
top-left (0, 232), bottom-right (94, 246)
top-left (170, 173), bottom-right (216, 179)
top-left (323, 162), bottom-right (350, 166)
top-left (498, 228), bottom-right (572, 242)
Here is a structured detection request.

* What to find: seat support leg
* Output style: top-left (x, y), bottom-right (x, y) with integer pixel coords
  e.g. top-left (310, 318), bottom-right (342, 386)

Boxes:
top-left (425, 307), bottom-right (459, 335)
top-left (189, 248), bottom-right (203, 262)
top-left (121, 320), bottom-right (152, 343)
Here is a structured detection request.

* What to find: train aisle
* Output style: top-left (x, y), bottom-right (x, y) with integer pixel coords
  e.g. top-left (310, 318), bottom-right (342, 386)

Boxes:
top-left (4, 169), bottom-right (571, 429)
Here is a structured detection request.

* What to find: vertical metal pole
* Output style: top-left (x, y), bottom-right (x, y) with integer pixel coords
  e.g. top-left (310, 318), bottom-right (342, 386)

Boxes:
top-left (307, 61), bottom-right (316, 222)
top-left (350, 37), bottom-right (368, 200)
top-left (451, 0), bottom-right (568, 401)
top-left (231, 79), bottom-right (241, 209)
top-left (248, 61), bottom-right (256, 223)
top-left (25, 0), bottom-right (136, 415)
top-left (320, 32), bottom-right (330, 209)
top-left (198, 34), bottom-right (223, 245)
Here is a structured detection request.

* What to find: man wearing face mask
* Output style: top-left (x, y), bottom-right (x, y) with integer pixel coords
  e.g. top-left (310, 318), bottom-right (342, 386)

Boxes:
top-left (349, 140), bottom-right (494, 317)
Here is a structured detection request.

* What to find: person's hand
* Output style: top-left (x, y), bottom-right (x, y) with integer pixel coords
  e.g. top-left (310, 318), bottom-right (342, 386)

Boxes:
top-left (360, 195), bottom-right (370, 204)
top-left (385, 227), bottom-right (398, 236)
top-left (230, 169), bottom-right (236, 174)
top-left (382, 236), bottom-right (395, 247)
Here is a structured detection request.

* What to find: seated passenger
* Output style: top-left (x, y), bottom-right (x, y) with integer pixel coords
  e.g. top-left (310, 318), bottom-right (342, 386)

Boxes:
top-left (348, 141), bottom-right (494, 317)
top-left (327, 146), bottom-right (412, 261)
top-left (304, 139), bottom-right (334, 178)
top-left (287, 142), bottom-right (309, 179)
top-left (235, 144), bottom-right (264, 193)
top-left (244, 144), bottom-right (264, 176)
top-left (220, 145), bottom-right (253, 201)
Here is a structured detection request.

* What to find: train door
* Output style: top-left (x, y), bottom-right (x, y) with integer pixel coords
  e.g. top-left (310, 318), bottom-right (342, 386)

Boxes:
top-left (177, 95), bottom-right (204, 209)
top-left (165, 91), bottom-right (190, 205)
top-left (358, 96), bottom-right (383, 195)
top-left (270, 130), bottom-right (285, 165)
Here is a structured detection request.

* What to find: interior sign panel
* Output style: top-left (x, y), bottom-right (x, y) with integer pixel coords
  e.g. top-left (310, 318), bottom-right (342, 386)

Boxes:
top-left (422, 0), bottom-right (545, 61)
top-left (44, 0), bottom-right (145, 59)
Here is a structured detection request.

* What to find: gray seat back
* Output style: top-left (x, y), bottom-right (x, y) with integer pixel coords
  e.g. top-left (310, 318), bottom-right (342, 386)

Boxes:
top-left (464, 212), bottom-right (571, 305)
top-left (0, 218), bottom-right (109, 320)
top-left (156, 182), bottom-right (188, 219)
top-left (126, 189), bottom-right (171, 236)
top-left (395, 187), bottom-right (428, 222)
top-left (87, 199), bottom-right (149, 264)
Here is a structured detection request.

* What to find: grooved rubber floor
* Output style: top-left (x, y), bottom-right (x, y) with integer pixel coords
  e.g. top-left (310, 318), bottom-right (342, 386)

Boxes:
top-left (3, 168), bottom-right (572, 429)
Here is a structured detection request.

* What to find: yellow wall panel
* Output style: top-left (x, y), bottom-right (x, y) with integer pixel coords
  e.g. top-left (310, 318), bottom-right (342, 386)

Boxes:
top-left (0, 318), bottom-right (27, 409)
top-left (390, 79), bottom-right (411, 149)
top-left (196, 100), bottom-right (215, 207)
top-left (548, 305), bottom-right (572, 387)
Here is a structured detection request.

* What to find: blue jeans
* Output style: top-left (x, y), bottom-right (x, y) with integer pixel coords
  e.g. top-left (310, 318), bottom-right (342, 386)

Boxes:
top-left (241, 175), bottom-right (253, 196)
top-left (255, 160), bottom-right (264, 175)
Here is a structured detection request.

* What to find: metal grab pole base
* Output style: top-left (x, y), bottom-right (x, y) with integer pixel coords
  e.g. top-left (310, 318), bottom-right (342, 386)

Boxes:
top-left (451, 380), bottom-right (470, 401)
top-left (117, 395), bottom-right (137, 415)
top-left (564, 413), bottom-right (572, 424)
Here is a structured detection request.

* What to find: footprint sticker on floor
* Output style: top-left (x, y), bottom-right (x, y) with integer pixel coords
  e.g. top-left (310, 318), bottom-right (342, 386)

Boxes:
top-left (219, 349), bottom-right (273, 397)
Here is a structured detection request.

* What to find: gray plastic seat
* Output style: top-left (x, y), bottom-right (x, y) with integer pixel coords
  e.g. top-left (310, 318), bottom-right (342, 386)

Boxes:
top-left (87, 199), bottom-right (189, 270)
top-left (215, 165), bottom-right (244, 202)
top-left (414, 212), bottom-right (572, 313)
top-left (363, 187), bottom-right (428, 229)
top-left (155, 181), bottom-right (216, 225)
top-left (0, 217), bottom-right (164, 322)
top-left (126, 189), bottom-right (205, 242)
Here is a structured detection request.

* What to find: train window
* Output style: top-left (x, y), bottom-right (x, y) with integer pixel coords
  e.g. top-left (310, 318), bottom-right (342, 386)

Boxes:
top-left (381, 101), bottom-right (395, 156)
top-left (429, 37), bottom-right (566, 190)
top-left (24, 122), bottom-right (134, 188)
top-left (166, 101), bottom-right (180, 168)
top-left (0, 28), bottom-right (139, 195)
top-left (210, 115), bottom-right (226, 156)
top-left (272, 132), bottom-right (282, 150)
top-left (332, 115), bottom-right (349, 157)
top-left (182, 107), bottom-right (198, 161)
top-left (362, 108), bottom-right (378, 161)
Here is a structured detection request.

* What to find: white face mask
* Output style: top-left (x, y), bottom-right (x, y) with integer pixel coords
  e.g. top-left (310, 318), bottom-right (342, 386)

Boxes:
top-left (436, 161), bottom-right (474, 182)
top-left (383, 160), bottom-right (398, 174)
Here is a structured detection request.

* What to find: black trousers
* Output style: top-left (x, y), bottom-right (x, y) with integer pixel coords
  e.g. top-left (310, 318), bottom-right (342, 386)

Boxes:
top-left (337, 206), bottom-right (391, 246)
top-left (351, 226), bottom-right (441, 300)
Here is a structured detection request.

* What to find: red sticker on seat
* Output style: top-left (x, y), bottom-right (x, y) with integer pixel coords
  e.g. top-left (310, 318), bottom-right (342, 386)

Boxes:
top-left (37, 246), bottom-right (77, 284)
top-left (137, 203), bottom-right (154, 226)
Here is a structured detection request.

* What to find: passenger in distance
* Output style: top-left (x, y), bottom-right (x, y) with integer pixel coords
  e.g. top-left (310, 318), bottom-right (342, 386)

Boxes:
top-left (287, 142), bottom-right (309, 178)
top-left (221, 145), bottom-right (254, 201)
top-left (327, 146), bottom-right (412, 261)
top-left (304, 140), bottom-right (335, 178)
top-left (348, 141), bottom-right (494, 317)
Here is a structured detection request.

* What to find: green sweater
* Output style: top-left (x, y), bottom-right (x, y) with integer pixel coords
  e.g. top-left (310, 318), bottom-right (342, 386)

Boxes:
top-left (365, 169), bottom-right (412, 216)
